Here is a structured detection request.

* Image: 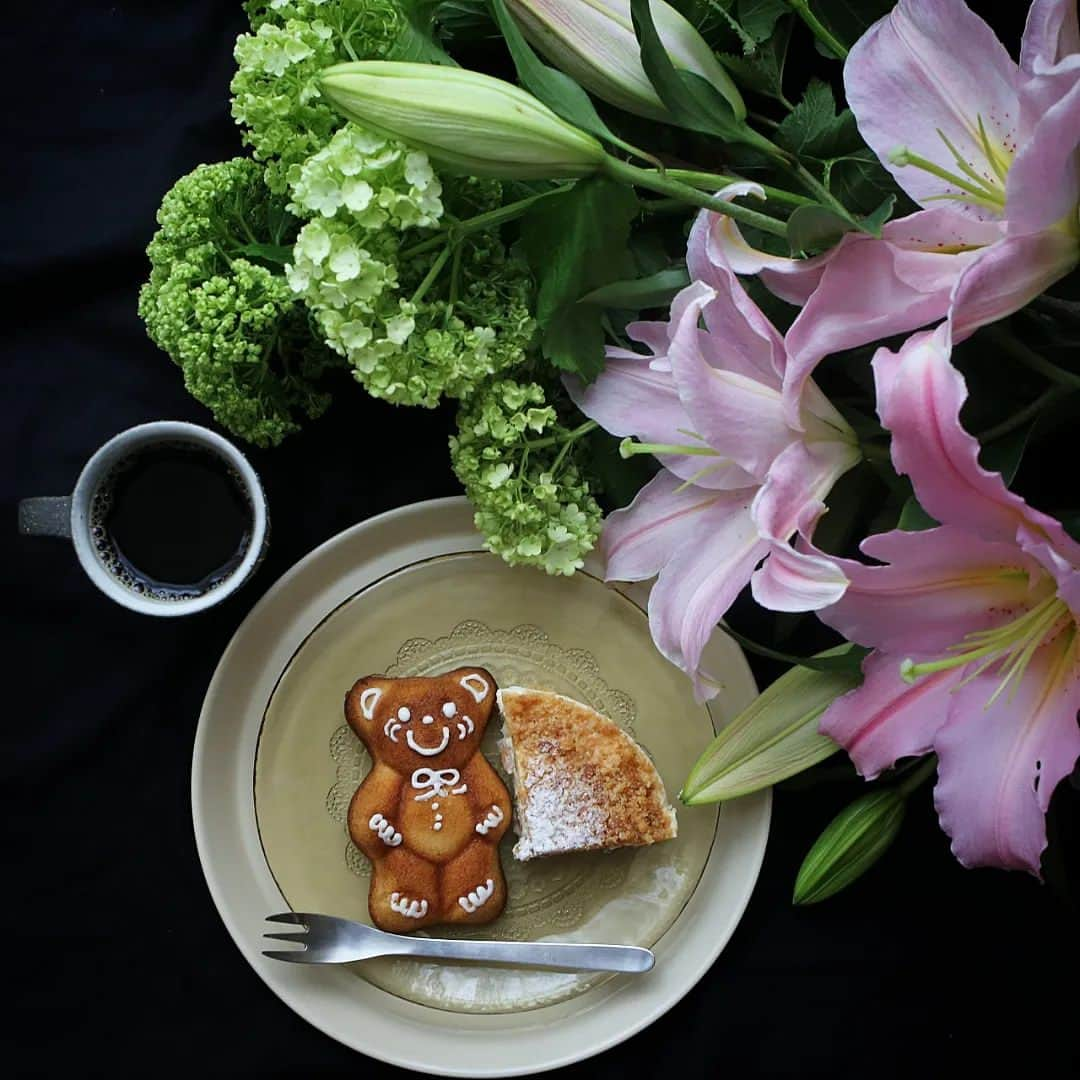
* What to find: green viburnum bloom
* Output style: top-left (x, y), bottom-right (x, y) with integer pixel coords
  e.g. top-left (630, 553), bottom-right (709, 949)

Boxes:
top-left (138, 158), bottom-right (340, 447)
top-left (231, 0), bottom-right (405, 191)
top-left (285, 131), bottom-right (535, 407)
top-left (450, 379), bottom-right (602, 575)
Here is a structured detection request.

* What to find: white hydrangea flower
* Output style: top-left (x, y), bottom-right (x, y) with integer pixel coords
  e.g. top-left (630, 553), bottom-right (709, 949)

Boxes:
top-left (287, 123), bottom-right (442, 229)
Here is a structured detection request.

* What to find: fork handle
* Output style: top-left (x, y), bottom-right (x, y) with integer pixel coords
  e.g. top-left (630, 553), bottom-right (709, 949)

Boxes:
top-left (387, 935), bottom-right (654, 974)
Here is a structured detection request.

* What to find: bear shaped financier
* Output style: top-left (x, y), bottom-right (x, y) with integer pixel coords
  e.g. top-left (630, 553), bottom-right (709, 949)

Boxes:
top-left (344, 667), bottom-right (511, 933)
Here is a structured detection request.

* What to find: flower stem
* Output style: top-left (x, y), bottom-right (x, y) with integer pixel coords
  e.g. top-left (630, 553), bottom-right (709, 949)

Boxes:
top-left (604, 157), bottom-right (789, 238)
top-left (785, 0), bottom-right (849, 59)
top-left (401, 184), bottom-right (575, 259)
top-left (897, 755), bottom-right (937, 797)
top-left (665, 169), bottom-right (814, 208)
top-left (989, 326), bottom-right (1080, 390)
top-left (977, 386), bottom-right (1072, 442)
top-left (524, 419), bottom-right (598, 452)
top-left (410, 243), bottom-right (453, 304)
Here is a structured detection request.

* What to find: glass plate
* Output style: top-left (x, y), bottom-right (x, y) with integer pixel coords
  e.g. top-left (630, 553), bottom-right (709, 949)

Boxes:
top-left (255, 551), bottom-right (719, 1013)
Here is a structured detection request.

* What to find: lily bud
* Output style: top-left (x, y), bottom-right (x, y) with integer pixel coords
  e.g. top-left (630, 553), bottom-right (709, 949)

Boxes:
top-left (793, 789), bottom-right (906, 905)
top-left (319, 61), bottom-right (607, 180)
top-left (506, 0), bottom-right (744, 122)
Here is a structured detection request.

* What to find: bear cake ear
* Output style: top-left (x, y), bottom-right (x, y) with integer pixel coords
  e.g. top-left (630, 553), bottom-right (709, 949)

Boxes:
top-left (359, 685), bottom-right (383, 719)
top-left (459, 672), bottom-right (490, 703)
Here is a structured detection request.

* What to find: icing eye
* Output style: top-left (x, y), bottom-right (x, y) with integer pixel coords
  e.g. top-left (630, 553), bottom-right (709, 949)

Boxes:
top-left (397, 706), bottom-right (411, 722)
top-left (442, 701), bottom-right (457, 719)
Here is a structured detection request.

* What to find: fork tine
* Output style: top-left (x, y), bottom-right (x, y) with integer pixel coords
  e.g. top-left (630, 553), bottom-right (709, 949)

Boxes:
top-left (263, 931), bottom-right (308, 944)
top-left (265, 912), bottom-right (306, 925)
top-left (262, 950), bottom-right (316, 963)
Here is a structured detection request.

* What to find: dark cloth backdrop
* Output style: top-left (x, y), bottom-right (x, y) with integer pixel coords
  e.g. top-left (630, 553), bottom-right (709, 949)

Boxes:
top-left (6, 3), bottom-right (1078, 1075)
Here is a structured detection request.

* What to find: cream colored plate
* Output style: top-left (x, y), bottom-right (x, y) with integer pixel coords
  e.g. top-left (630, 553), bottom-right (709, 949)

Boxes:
top-left (193, 498), bottom-right (769, 1073)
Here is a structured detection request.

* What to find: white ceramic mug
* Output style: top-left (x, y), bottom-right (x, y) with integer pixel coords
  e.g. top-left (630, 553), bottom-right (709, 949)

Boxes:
top-left (19, 421), bottom-right (269, 616)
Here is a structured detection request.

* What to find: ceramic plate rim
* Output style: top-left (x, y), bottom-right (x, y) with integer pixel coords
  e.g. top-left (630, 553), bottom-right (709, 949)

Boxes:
top-left (192, 496), bottom-right (771, 1076)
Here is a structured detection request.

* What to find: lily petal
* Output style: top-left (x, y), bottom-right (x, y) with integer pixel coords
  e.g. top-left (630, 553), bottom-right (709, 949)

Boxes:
top-left (686, 210), bottom-right (786, 383)
top-left (565, 337), bottom-right (755, 492)
top-left (781, 228), bottom-right (972, 427)
top-left (873, 327), bottom-right (1080, 554)
top-left (819, 650), bottom-right (961, 779)
top-left (949, 231), bottom-right (1079, 342)
top-left (751, 539), bottom-right (850, 612)
top-left (844, 0), bottom-right (1020, 218)
top-left (646, 492), bottom-right (769, 699)
top-left (933, 627), bottom-right (1080, 875)
top-left (817, 525), bottom-right (1041, 656)
top-left (1017, 523), bottom-right (1080, 618)
top-left (1007, 73), bottom-right (1080, 234)
top-left (1021, 0), bottom-right (1080, 74)
top-left (748, 438), bottom-right (860, 611)
top-left (691, 195), bottom-right (849, 305)
top-left (602, 469), bottom-right (742, 581)
top-left (667, 287), bottom-right (793, 478)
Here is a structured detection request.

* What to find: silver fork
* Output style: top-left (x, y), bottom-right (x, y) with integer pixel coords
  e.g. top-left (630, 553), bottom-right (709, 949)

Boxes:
top-left (263, 912), bottom-right (654, 973)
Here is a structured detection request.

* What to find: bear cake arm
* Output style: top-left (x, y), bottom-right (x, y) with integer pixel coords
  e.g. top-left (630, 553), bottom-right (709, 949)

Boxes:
top-left (462, 755), bottom-right (512, 844)
top-left (348, 763), bottom-right (406, 859)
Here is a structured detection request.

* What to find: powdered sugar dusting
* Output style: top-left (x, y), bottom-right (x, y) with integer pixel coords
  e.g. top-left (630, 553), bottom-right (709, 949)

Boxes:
top-left (513, 754), bottom-right (606, 860)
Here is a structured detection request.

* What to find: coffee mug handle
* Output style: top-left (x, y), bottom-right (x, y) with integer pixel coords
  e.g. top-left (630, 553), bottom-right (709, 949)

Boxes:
top-left (18, 496), bottom-right (73, 538)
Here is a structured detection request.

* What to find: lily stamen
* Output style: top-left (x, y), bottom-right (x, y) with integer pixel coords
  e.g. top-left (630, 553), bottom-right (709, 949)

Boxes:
top-left (900, 595), bottom-right (1070, 704)
top-left (889, 126), bottom-right (1007, 212)
top-left (618, 436), bottom-right (721, 459)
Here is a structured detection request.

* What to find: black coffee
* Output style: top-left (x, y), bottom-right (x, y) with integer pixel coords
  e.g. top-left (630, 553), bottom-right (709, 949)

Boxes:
top-left (89, 442), bottom-right (252, 601)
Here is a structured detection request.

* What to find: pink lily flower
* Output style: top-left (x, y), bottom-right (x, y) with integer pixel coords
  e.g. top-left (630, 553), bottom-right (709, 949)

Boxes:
top-left (706, 0), bottom-right (1080, 427)
top-left (565, 188), bottom-right (860, 698)
top-left (814, 327), bottom-right (1080, 875)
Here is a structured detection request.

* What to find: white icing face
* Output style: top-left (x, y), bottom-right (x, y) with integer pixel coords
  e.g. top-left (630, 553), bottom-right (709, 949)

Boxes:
top-left (389, 690), bottom-right (479, 755)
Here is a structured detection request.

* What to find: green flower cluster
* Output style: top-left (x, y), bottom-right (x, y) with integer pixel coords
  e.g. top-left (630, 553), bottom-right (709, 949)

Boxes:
top-left (285, 132), bottom-right (534, 406)
top-left (231, 0), bottom-right (404, 191)
top-left (138, 158), bottom-right (340, 447)
top-left (450, 379), bottom-right (602, 575)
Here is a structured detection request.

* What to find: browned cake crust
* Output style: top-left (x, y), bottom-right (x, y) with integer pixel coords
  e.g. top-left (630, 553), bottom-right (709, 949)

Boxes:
top-left (344, 667), bottom-right (511, 933)
top-left (497, 687), bottom-right (677, 861)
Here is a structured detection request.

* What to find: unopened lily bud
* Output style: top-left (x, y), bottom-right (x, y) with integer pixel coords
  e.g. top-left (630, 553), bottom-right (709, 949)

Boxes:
top-left (506, 0), bottom-right (744, 122)
top-left (793, 789), bottom-right (906, 905)
top-left (319, 61), bottom-right (607, 180)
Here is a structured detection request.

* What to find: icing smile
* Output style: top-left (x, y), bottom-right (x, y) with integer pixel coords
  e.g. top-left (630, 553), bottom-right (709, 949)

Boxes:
top-left (406, 727), bottom-right (451, 756)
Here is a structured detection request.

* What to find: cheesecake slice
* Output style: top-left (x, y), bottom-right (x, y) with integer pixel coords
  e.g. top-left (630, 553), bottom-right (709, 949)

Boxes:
top-left (497, 686), bottom-right (678, 861)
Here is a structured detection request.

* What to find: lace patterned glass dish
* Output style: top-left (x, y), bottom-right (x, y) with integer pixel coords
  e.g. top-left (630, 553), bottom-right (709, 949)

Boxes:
top-left (255, 551), bottom-right (720, 1014)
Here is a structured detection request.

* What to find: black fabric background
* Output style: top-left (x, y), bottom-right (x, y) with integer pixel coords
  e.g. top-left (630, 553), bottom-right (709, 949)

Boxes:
top-left (6, 3), bottom-right (1078, 1075)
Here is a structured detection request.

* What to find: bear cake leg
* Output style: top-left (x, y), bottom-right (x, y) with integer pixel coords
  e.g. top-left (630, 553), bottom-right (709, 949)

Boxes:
top-left (369, 847), bottom-right (441, 934)
top-left (440, 840), bottom-right (507, 925)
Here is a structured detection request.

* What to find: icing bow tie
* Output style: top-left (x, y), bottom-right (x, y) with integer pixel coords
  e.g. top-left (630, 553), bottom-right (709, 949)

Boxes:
top-left (411, 767), bottom-right (466, 800)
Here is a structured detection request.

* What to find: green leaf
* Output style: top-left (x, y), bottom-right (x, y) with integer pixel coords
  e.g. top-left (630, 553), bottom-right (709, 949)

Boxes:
top-left (579, 267), bottom-right (691, 308)
top-left (681, 661), bottom-right (858, 804)
top-left (489, 0), bottom-right (633, 151)
top-left (776, 79), bottom-right (858, 159)
top-left (631, 0), bottom-right (760, 145)
top-left (793, 789), bottom-right (906, 904)
top-left (786, 203), bottom-right (849, 255)
top-left (737, 0), bottom-right (788, 41)
top-left (435, 0), bottom-right (497, 39)
top-left (520, 177), bottom-right (638, 380)
top-left (806, 0), bottom-right (894, 54)
top-left (897, 496), bottom-right (938, 532)
top-left (391, 0), bottom-right (458, 64)
top-left (858, 194), bottom-right (895, 235)
top-left (825, 147), bottom-right (909, 218)
top-left (236, 241), bottom-right (293, 265)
